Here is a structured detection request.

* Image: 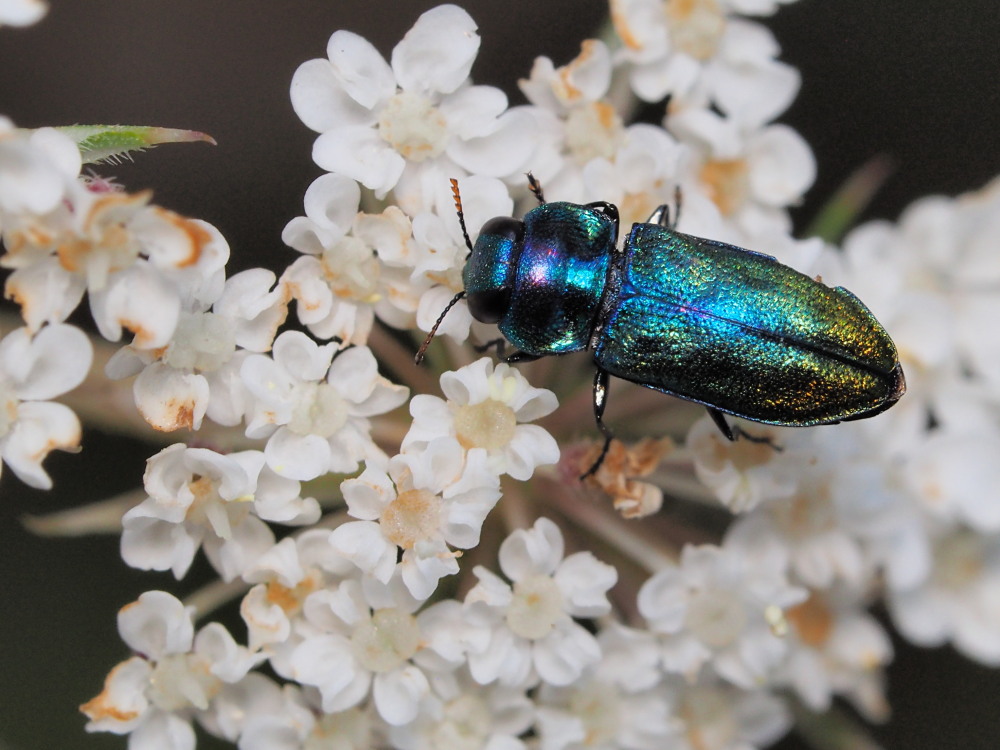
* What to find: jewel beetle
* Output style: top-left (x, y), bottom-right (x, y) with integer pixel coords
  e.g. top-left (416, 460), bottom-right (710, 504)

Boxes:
top-left (417, 176), bottom-right (906, 477)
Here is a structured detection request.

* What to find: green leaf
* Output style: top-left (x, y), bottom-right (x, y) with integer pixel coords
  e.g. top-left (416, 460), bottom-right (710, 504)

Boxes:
top-left (48, 124), bottom-right (216, 164)
top-left (806, 154), bottom-right (895, 244)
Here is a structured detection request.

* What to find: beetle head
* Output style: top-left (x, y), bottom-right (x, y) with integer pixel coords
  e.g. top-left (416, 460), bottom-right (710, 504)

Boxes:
top-left (463, 216), bottom-right (523, 324)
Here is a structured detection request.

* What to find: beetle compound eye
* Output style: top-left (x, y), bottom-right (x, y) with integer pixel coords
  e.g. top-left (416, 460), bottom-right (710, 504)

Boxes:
top-left (478, 216), bottom-right (523, 244)
top-left (462, 216), bottom-right (524, 325)
top-left (467, 288), bottom-right (511, 323)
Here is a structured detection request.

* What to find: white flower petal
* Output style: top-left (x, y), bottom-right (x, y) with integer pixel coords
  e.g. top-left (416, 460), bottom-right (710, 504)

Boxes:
top-left (204, 515), bottom-right (276, 582)
top-left (129, 711), bottom-right (196, 750)
top-left (194, 622), bottom-right (262, 683)
top-left (133, 364), bottom-right (209, 432)
top-left (3, 258), bottom-right (86, 332)
top-left (391, 5), bottom-right (480, 96)
top-left (330, 520), bottom-right (398, 582)
top-left (533, 620), bottom-right (601, 685)
top-left (121, 504), bottom-right (200, 579)
top-left (554, 551), bottom-right (617, 617)
top-left (313, 126), bottom-right (406, 197)
top-left (264, 428), bottom-right (333, 481)
top-left (747, 124), bottom-right (815, 207)
top-left (2, 400), bottom-right (81, 489)
top-left (447, 108), bottom-right (536, 178)
top-left (499, 517), bottom-right (564, 581)
top-left (272, 330), bottom-right (337, 381)
top-left (80, 657), bottom-right (151, 733)
top-left (341, 465), bottom-right (395, 519)
top-left (373, 666), bottom-right (429, 726)
top-left (302, 172), bottom-right (362, 237)
top-left (290, 58), bottom-right (375, 133)
top-left (0, 0), bottom-right (48, 29)
top-left (437, 85), bottom-right (508, 139)
top-left (503, 424), bottom-right (560, 481)
top-left (326, 29), bottom-right (396, 110)
top-left (708, 54), bottom-right (799, 127)
top-left (118, 590), bottom-right (194, 657)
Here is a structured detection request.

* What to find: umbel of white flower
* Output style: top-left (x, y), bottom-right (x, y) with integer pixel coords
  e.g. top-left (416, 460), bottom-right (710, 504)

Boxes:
top-left (0, 2), bottom-right (998, 750)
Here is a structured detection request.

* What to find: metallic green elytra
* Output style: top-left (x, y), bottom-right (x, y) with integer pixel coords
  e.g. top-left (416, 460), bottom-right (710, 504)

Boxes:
top-left (419, 177), bottom-right (906, 475)
top-left (594, 221), bottom-right (905, 429)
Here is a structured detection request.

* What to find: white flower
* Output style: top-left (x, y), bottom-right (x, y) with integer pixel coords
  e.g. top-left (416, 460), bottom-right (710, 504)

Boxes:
top-left (535, 679), bottom-right (679, 750)
top-left (197, 673), bottom-right (294, 747)
top-left (463, 517), bottom-right (617, 687)
top-left (241, 532), bottom-right (354, 651)
top-left (535, 624), bottom-right (681, 750)
top-left (241, 330), bottom-right (408, 480)
top-left (403, 358), bottom-right (559, 481)
top-left (579, 124), bottom-right (691, 230)
top-left (105, 268), bottom-right (288, 432)
top-left (889, 526), bottom-right (1000, 665)
top-left (686, 414), bottom-right (798, 514)
top-left (612, 2), bottom-right (800, 127)
top-left (637, 541), bottom-right (806, 688)
top-left (836, 179), bottom-right (1000, 436)
top-left (282, 572), bottom-right (458, 726)
top-left (81, 591), bottom-right (262, 747)
top-left (290, 4), bottom-right (534, 201)
top-left (0, 0), bottom-right (46, 27)
top-left (669, 679), bottom-right (791, 750)
top-left (903, 427), bottom-right (1000, 533)
top-left (387, 668), bottom-right (534, 750)
top-left (121, 445), bottom-right (315, 581)
top-left (520, 39), bottom-right (624, 171)
top-left (333, 437), bottom-right (502, 600)
top-left (723, 429), bottom-right (926, 591)
top-left (4, 178), bottom-right (231, 351)
top-left (240, 690), bottom-right (376, 750)
top-left (0, 324), bottom-right (91, 488)
top-left (281, 172), bottom-right (380, 345)
top-left (668, 107), bottom-right (814, 239)
top-left (778, 587), bottom-right (892, 722)
top-left (0, 124), bottom-right (79, 218)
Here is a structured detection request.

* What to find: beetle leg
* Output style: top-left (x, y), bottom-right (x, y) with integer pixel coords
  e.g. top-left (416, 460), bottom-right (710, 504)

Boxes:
top-left (474, 338), bottom-right (507, 358)
top-left (584, 201), bottom-right (620, 241)
top-left (474, 338), bottom-right (542, 364)
top-left (707, 407), bottom-right (782, 450)
top-left (648, 206), bottom-right (668, 226)
top-left (527, 172), bottom-right (546, 204)
top-left (646, 205), bottom-right (670, 227)
top-left (707, 407), bottom-right (736, 441)
top-left (735, 427), bottom-right (782, 451)
top-left (581, 369), bottom-right (615, 480)
top-left (506, 351), bottom-right (542, 364)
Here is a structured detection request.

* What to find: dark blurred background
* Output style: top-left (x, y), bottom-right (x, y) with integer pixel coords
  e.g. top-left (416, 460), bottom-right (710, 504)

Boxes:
top-left (0, 1), bottom-right (998, 748)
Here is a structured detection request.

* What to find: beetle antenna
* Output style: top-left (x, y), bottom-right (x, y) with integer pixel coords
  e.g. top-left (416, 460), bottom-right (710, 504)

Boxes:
top-left (414, 290), bottom-right (466, 364)
top-left (450, 178), bottom-right (474, 256)
top-left (527, 171), bottom-right (546, 204)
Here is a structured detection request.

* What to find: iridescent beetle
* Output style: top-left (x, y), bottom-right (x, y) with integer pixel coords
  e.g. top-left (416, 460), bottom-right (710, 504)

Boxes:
top-left (417, 176), bottom-right (906, 477)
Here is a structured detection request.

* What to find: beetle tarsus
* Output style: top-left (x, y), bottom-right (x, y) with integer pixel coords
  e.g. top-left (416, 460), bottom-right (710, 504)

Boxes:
top-left (707, 407), bottom-right (782, 451)
top-left (474, 337), bottom-right (507, 358)
top-left (708, 407), bottom-right (736, 440)
top-left (474, 338), bottom-right (541, 364)
top-left (735, 426), bottom-right (783, 452)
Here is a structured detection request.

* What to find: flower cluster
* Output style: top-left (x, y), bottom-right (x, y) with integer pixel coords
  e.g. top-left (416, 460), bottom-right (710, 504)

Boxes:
top-left (2, 2), bottom-right (1000, 749)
